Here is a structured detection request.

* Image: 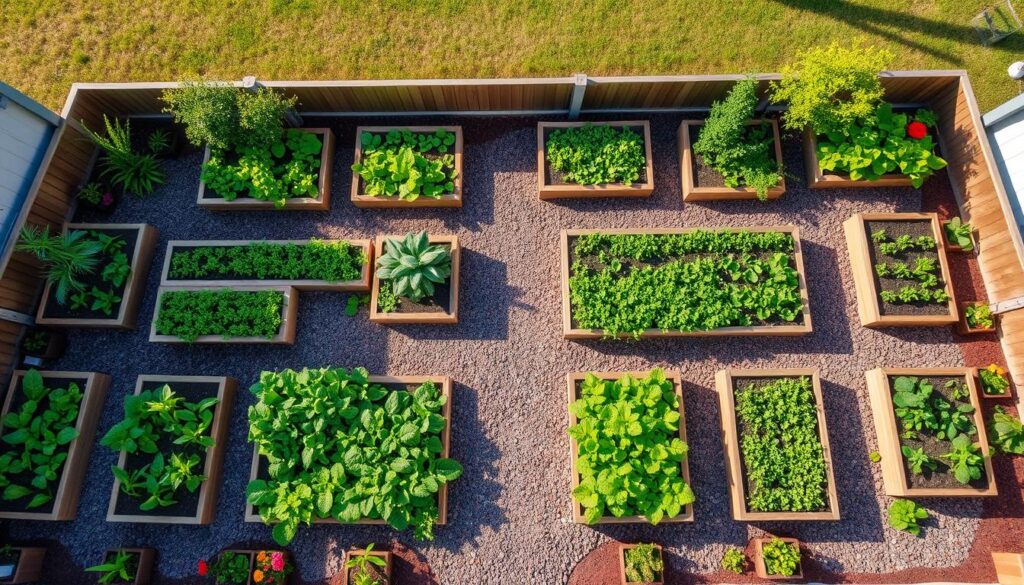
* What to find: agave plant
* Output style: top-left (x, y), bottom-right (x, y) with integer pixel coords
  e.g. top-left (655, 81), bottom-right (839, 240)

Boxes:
top-left (376, 231), bottom-right (451, 302)
top-left (16, 226), bottom-right (102, 304)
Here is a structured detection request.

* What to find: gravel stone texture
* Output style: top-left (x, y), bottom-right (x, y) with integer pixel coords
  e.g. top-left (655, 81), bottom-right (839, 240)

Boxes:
top-left (8, 114), bottom-right (1002, 584)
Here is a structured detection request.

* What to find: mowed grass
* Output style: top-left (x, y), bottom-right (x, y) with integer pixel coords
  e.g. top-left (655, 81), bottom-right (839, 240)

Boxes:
top-left (2, 0), bottom-right (1024, 112)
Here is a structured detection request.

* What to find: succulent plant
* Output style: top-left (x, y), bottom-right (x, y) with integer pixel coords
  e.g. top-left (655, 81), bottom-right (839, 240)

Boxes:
top-left (376, 231), bottom-right (451, 302)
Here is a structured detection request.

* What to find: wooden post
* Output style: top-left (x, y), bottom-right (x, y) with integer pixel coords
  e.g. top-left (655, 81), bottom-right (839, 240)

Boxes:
top-left (568, 73), bottom-right (587, 120)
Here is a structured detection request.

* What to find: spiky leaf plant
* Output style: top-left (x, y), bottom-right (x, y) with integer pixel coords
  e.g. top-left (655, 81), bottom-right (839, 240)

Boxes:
top-left (376, 231), bottom-right (451, 302)
top-left (16, 226), bottom-right (102, 304)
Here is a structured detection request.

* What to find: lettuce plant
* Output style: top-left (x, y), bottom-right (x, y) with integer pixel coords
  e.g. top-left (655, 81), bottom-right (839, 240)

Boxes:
top-left (546, 124), bottom-right (646, 185)
top-left (352, 129), bottom-right (458, 200)
top-left (201, 129), bottom-right (323, 208)
top-left (888, 498), bottom-right (928, 536)
top-left (761, 538), bottom-right (800, 577)
top-left (623, 544), bottom-right (662, 583)
top-left (988, 406), bottom-right (1024, 455)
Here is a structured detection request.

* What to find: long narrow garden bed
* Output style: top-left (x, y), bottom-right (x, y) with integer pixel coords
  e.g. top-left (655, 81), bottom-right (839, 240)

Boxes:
top-left (149, 286), bottom-right (299, 344)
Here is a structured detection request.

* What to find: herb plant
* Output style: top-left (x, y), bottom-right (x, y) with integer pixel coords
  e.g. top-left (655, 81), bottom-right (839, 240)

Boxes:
top-left (169, 240), bottom-right (366, 282)
top-left (78, 182), bottom-right (106, 206)
top-left (20, 331), bottom-right (48, 354)
top-left (546, 124), bottom-right (646, 185)
top-left (965, 303), bottom-right (993, 330)
top-left (944, 217), bottom-right (974, 251)
top-left (85, 550), bottom-right (138, 584)
top-left (623, 544), bottom-right (663, 583)
top-left (988, 406), bottom-right (1024, 455)
top-left (872, 229), bottom-right (950, 307)
top-left (979, 364), bottom-right (1010, 396)
top-left (346, 545), bottom-right (387, 585)
top-left (376, 232), bottom-right (452, 306)
top-left (721, 547), bottom-right (746, 574)
top-left (153, 289), bottom-right (285, 342)
top-left (209, 551), bottom-right (250, 585)
top-left (760, 538), bottom-right (800, 577)
top-left (352, 129), bottom-right (458, 200)
top-left (147, 128), bottom-right (172, 155)
top-left (81, 115), bottom-right (165, 196)
top-left (888, 499), bottom-right (928, 536)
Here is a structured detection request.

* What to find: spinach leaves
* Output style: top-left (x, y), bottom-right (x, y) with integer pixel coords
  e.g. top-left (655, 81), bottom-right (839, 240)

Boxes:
top-left (352, 129), bottom-right (458, 201)
top-left (546, 124), bottom-right (646, 185)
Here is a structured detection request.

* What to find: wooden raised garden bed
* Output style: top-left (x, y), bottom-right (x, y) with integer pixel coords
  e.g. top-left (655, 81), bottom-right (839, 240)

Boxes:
top-left (560, 227), bottom-right (812, 339)
top-left (715, 368), bottom-right (840, 521)
top-left (678, 119), bottom-right (785, 201)
top-left (95, 548), bottom-right (155, 585)
top-left (0, 370), bottom-right (110, 521)
top-left (566, 370), bottom-right (693, 524)
top-left (0, 547), bottom-right (45, 584)
top-left (804, 130), bottom-right (912, 189)
top-left (618, 544), bottom-right (664, 585)
top-left (214, 550), bottom-right (288, 585)
top-left (844, 212), bottom-right (958, 327)
top-left (351, 126), bottom-right (463, 208)
top-left (35, 223), bottom-right (157, 330)
top-left (341, 548), bottom-right (393, 585)
top-left (958, 301), bottom-right (996, 335)
top-left (537, 121), bottom-right (654, 199)
top-left (158, 239), bottom-right (373, 291)
top-left (197, 128), bottom-right (335, 210)
top-left (369, 235), bottom-right (460, 325)
top-left (148, 286), bottom-right (299, 344)
top-left (866, 367), bottom-right (997, 497)
top-left (107, 375), bottom-right (236, 524)
top-left (752, 537), bottom-right (803, 581)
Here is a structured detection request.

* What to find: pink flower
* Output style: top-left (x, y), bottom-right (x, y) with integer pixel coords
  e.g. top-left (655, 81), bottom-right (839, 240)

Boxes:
top-left (271, 552), bottom-right (284, 572)
top-left (101, 193), bottom-right (114, 206)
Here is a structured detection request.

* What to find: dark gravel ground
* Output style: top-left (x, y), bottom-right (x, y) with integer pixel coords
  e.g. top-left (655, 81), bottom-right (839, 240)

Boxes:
top-left (7, 114), bottom-right (1013, 584)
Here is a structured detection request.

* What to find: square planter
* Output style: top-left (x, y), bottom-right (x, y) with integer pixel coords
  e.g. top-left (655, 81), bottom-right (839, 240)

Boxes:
top-left (974, 366), bottom-right (1014, 400)
top-left (35, 223), bottom-right (158, 329)
top-left (844, 212), bottom-right (958, 327)
top-left (351, 126), bottom-right (463, 208)
top-left (246, 375), bottom-right (452, 525)
top-left (537, 121), bottom-right (654, 199)
top-left (159, 239), bottom-right (373, 292)
top-left (866, 367), bottom-right (997, 497)
top-left (560, 227), bottom-right (812, 339)
top-left (804, 130), bottom-right (912, 189)
top-left (715, 368), bottom-right (840, 521)
top-left (107, 375), bottom-right (235, 524)
top-left (678, 119), bottom-right (785, 201)
top-left (752, 537), bottom-right (803, 580)
top-left (618, 544), bottom-right (664, 585)
top-left (18, 329), bottom-right (66, 368)
top-left (0, 370), bottom-right (109, 520)
top-left (566, 370), bottom-right (693, 524)
top-left (369, 235), bottom-right (460, 325)
top-left (993, 552), bottom-right (1024, 585)
top-left (197, 128), bottom-right (334, 210)
top-left (0, 547), bottom-right (45, 584)
top-left (341, 548), bottom-right (393, 585)
top-left (942, 220), bottom-right (977, 253)
top-left (149, 286), bottom-right (299, 344)
top-left (215, 550), bottom-right (289, 585)
top-left (958, 301), bottom-right (996, 335)
top-left (96, 548), bottom-right (155, 585)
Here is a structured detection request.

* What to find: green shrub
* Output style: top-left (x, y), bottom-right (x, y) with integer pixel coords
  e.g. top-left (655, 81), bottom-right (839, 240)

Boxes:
top-left (169, 240), bottom-right (366, 282)
top-left (623, 544), bottom-right (663, 583)
top-left (546, 124), bottom-right (646, 185)
top-left (761, 538), bottom-right (801, 577)
top-left (161, 82), bottom-right (295, 151)
top-left (988, 405), bottom-right (1024, 455)
top-left (721, 547), bottom-right (746, 574)
top-left (154, 289), bottom-right (284, 342)
top-left (888, 498), bottom-right (928, 536)
top-left (352, 129), bottom-right (458, 201)
top-left (81, 115), bottom-right (165, 196)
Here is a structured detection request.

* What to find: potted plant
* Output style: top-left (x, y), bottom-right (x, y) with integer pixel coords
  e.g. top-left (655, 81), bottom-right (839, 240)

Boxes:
top-left (978, 364), bottom-right (1012, 399)
top-left (943, 217), bottom-right (976, 252)
top-left (343, 545), bottom-right (391, 585)
top-left (18, 328), bottom-right (66, 366)
top-left (85, 548), bottom-right (155, 585)
top-left (77, 182), bottom-right (118, 214)
top-left (958, 301), bottom-right (995, 334)
top-left (0, 546), bottom-right (45, 584)
top-left (618, 543), bottom-right (664, 585)
top-left (752, 537), bottom-right (802, 580)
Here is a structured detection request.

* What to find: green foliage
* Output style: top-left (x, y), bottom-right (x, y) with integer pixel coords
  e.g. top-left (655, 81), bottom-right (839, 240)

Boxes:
top-left (201, 129), bottom-right (323, 208)
top-left (376, 232), bottom-right (452, 303)
top-left (568, 231), bottom-right (803, 337)
top-left (89, 286), bottom-right (122, 316)
top-left (345, 294), bottom-right (370, 317)
top-left (965, 303), bottom-right (993, 330)
top-left (210, 551), bottom-right (250, 585)
top-left (944, 217), bottom-right (975, 251)
top-left (101, 253), bottom-right (131, 288)
top-left (346, 544), bottom-right (388, 585)
top-left (721, 547), bottom-right (746, 574)
top-left (16, 226), bottom-right (102, 304)
top-left (0, 369), bottom-right (83, 511)
top-left (20, 331), bottom-right (48, 354)
top-left (377, 281), bottom-right (399, 314)
top-left (568, 370), bottom-right (694, 525)
top-left (161, 83), bottom-right (295, 151)
top-left (546, 124), bottom-right (646, 185)
top-left (888, 499), bottom-right (928, 536)
top-left (147, 128), bottom-right (172, 155)
top-left (246, 368), bottom-right (462, 545)
top-left (892, 376), bottom-right (976, 442)
top-left (901, 445), bottom-right (937, 475)
top-left (979, 365), bottom-right (1010, 396)
top-left (988, 406), bottom-right (1024, 455)
top-left (169, 240), bottom-right (366, 282)
top-left (78, 182), bottom-right (105, 205)
top-left (352, 129), bottom-right (458, 200)
top-left (736, 376), bottom-right (829, 512)
top-left (81, 115), bottom-right (165, 197)
top-left (761, 538), bottom-right (801, 577)
top-left (872, 230), bottom-right (949, 306)
top-left (693, 78), bottom-right (782, 200)
top-left (869, 450), bottom-right (882, 463)
top-left (154, 289), bottom-right (285, 342)
top-left (85, 550), bottom-right (138, 585)
top-left (942, 434), bottom-right (986, 484)
top-left (623, 544), bottom-right (663, 583)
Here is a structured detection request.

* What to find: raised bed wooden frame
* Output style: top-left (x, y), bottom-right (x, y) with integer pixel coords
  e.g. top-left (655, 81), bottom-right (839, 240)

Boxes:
top-left (0, 370), bottom-right (110, 521)
top-left (107, 375), bottom-right (237, 524)
top-left (537, 121), bottom-right (654, 199)
top-left (618, 544), bottom-right (664, 585)
top-left (958, 301), bottom-right (996, 335)
top-left (369, 235), bottom-right (460, 324)
top-left (215, 550), bottom-right (288, 585)
top-left (351, 126), bottom-right (463, 208)
top-left (804, 130), bottom-right (912, 189)
top-left (341, 548), bottom-right (393, 585)
top-left (752, 537), bottom-right (803, 580)
top-left (560, 226), bottom-right (812, 339)
top-left (148, 285), bottom-right (299, 344)
top-left (866, 367), bottom-right (997, 497)
top-left (0, 547), bottom-right (46, 584)
top-left (197, 128), bottom-right (335, 210)
top-left (677, 119), bottom-right (785, 201)
top-left (35, 223), bottom-right (158, 329)
top-left (844, 212), bottom-right (959, 327)
top-left (566, 370), bottom-right (693, 524)
top-left (973, 366), bottom-right (1013, 400)
top-left (158, 239), bottom-right (373, 291)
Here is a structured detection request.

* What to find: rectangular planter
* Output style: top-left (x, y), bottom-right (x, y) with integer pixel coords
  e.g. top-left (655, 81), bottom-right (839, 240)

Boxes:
top-left (197, 128), bottom-right (335, 210)
top-left (107, 375), bottom-right (236, 524)
top-left (0, 370), bottom-right (109, 521)
top-left (537, 121), bottom-right (654, 199)
top-left (0, 547), bottom-right (45, 584)
top-left (752, 537), bottom-right (803, 580)
top-left (97, 548), bottom-right (155, 585)
top-left (159, 239), bottom-right (373, 291)
top-left (351, 126), bottom-right (463, 208)
top-left (678, 119), bottom-right (785, 201)
top-left (844, 212), bottom-right (958, 327)
top-left (342, 549), bottom-right (392, 585)
top-left (560, 227), bottom-right (812, 339)
top-left (958, 301), bottom-right (996, 335)
top-left (566, 370), bottom-right (693, 524)
top-left (942, 220), bottom-right (977, 253)
top-left (973, 366), bottom-right (1014, 400)
top-left (245, 375), bottom-right (452, 525)
top-left (216, 550), bottom-right (289, 585)
top-left (804, 130), bottom-right (912, 189)
top-left (866, 367), bottom-right (997, 497)
top-left (369, 235), bottom-right (460, 324)
top-left (149, 286), bottom-right (299, 344)
top-left (35, 223), bottom-right (158, 329)
top-left (715, 368), bottom-right (840, 521)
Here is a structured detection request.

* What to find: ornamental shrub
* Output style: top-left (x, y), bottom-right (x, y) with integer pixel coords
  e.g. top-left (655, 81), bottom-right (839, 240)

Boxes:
top-left (162, 83), bottom-right (296, 151)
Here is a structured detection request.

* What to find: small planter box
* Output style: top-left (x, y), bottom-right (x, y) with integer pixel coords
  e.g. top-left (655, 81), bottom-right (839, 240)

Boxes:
top-left (351, 126), bottom-right (463, 208)
top-left (197, 128), bottom-right (334, 210)
top-left (560, 227), bottom-right (812, 339)
top-left (35, 223), bottom-right (158, 329)
top-left (752, 537), bottom-right (803, 581)
top-left (341, 548), bottom-right (393, 585)
top-left (18, 329), bottom-right (66, 368)
top-left (149, 286), bottom-right (299, 344)
top-left (715, 368), bottom-right (840, 521)
top-left (0, 547), bottom-right (45, 584)
top-left (618, 544), bottom-right (664, 585)
top-left (369, 235), bottom-right (460, 324)
top-left (958, 301), bottom-right (996, 335)
top-left (844, 213), bottom-right (958, 327)
top-left (215, 550), bottom-right (289, 585)
top-left (95, 548), bottom-right (155, 585)
top-left (973, 366), bottom-right (1014, 400)
top-left (246, 375), bottom-right (452, 525)
top-left (159, 239), bottom-right (373, 291)
top-left (537, 121), bottom-right (654, 199)
top-left (107, 375), bottom-right (236, 524)
top-left (942, 221), bottom-right (977, 253)
top-left (866, 367), bottom-right (997, 497)
top-left (993, 552), bottom-right (1024, 585)
top-left (566, 370), bottom-right (693, 524)
top-left (678, 119), bottom-right (785, 201)
top-left (0, 370), bottom-right (109, 521)
top-left (804, 130), bottom-right (912, 189)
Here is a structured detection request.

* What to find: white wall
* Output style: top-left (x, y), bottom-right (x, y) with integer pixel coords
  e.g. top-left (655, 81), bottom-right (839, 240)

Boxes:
top-left (0, 89), bottom-right (56, 242)
top-left (985, 94), bottom-right (1024, 236)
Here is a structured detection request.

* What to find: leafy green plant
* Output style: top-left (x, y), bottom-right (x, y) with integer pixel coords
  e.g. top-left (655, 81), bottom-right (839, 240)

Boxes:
top-left (377, 281), bottom-right (399, 314)
top-left (352, 129), bottom-right (458, 200)
top-left (942, 434), bottom-right (986, 484)
top-left (979, 364), bottom-right (1010, 396)
top-left (944, 217), bottom-right (975, 251)
top-left (81, 115), bottom-right (165, 196)
top-left (16, 226), bottom-right (102, 304)
top-left (161, 83), bottom-right (296, 151)
top-left (209, 551), bottom-right (250, 585)
top-left (85, 550), bottom-right (139, 585)
top-left (693, 77), bottom-right (782, 200)
top-left (101, 253), bottom-right (131, 288)
top-left (147, 128), bottom-right (172, 155)
top-left (872, 229), bottom-right (949, 306)
top-left (988, 406), bottom-right (1024, 455)
top-left (568, 370), bottom-right (694, 524)
top-left (888, 499), bottom-right (928, 536)
top-left (346, 544), bottom-right (388, 585)
top-left (345, 294), bottom-right (370, 317)
top-left (721, 547), bottom-right (746, 574)
top-left (169, 240), bottom-right (366, 282)
top-left (891, 376), bottom-right (976, 441)
top-left (78, 182), bottom-right (105, 206)
top-left (965, 303), bottom-right (994, 330)
top-left (89, 287), bottom-right (122, 316)
top-left (20, 331), bottom-right (48, 354)
top-left (760, 538), bottom-right (801, 577)
top-left (375, 232), bottom-right (452, 304)
top-left (623, 544), bottom-right (663, 583)
top-left (901, 446), bottom-right (937, 475)
top-left (201, 129), bottom-right (323, 207)
top-left (154, 289), bottom-right (284, 342)
top-left (546, 124), bottom-right (646, 185)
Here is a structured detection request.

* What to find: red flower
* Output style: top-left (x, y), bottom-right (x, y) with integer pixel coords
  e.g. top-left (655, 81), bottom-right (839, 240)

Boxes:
top-left (198, 560), bottom-right (208, 576)
top-left (907, 120), bottom-right (927, 140)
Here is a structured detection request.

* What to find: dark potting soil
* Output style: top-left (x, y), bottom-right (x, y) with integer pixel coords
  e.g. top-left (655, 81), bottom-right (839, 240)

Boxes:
top-left (689, 123), bottom-right (727, 189)
top-left (355, 130), bottom-right (458, 199)
top-left (864, 219), bottom-right (951, 317)
top-left (40, 228), bottom-right (140, 320)
top-left (378, 243), bottom-right (454, 315)
top-left (202, 129), bottom-right (324, 201)
top-left (166, 243), bottom-right (366, 283)
top-left (542, 124), bottom-right (648, 187)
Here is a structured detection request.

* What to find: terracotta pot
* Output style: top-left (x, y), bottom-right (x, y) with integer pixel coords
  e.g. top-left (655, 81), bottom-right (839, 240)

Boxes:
top-left (0, 547), bottom-right (45, 584)
top-left (618, 544), bottom-right (664, 585)
top-left (752, 537), bottom-right (803, 581)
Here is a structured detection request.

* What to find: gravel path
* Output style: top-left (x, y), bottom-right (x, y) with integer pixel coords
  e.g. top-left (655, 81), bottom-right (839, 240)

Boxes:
top-left (9, 114), bottom-right (994, 584)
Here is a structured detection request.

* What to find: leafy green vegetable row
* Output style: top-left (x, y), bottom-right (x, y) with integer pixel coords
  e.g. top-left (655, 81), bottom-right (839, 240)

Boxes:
top-left (154, 289), bottom-right (285, 342)
top-left (202, 130), bottom-right (324, 208)
top-left (353, 129), bottom-right (458, 201)
top-left (169, 240), bottom-right (366, 282)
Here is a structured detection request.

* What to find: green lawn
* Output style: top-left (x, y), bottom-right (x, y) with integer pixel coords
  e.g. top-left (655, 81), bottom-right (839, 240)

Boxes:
top-left (2, 0), bottom-right (1023, 112)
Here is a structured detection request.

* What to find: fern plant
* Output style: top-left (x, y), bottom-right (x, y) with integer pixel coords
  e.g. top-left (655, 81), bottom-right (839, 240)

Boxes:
top-left (16, 226), bottom-right (102, 304)
top-left (81, 115), bottom-right (165, 197)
